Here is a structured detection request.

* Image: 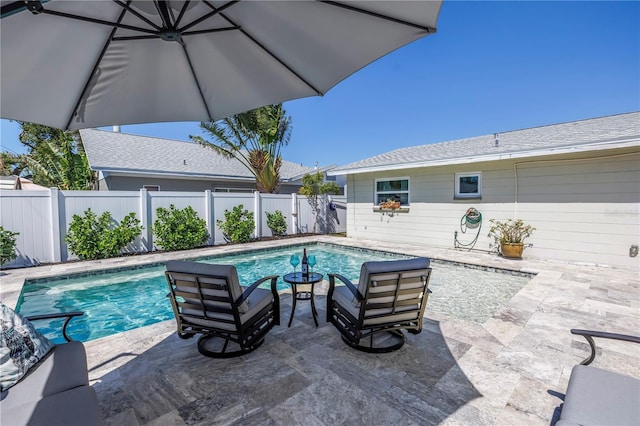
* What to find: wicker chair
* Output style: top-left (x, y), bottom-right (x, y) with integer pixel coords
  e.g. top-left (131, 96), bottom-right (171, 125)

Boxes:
top-left (165, 260), bottom-right (280, 358)
top-left (326, 257), bottom-right (432, 353)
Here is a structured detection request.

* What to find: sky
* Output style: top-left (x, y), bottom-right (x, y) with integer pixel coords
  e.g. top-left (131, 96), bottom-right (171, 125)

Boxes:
top-left (1, 1), bottom-right (638, 168)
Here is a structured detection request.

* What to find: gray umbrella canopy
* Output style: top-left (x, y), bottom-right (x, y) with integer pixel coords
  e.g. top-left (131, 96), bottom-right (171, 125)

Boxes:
top-left (0, 0), bottom-right (442, 130)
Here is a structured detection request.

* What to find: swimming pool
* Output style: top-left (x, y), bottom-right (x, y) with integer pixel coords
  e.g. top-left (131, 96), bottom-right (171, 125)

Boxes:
top-left (17, 243), bottom-right (532, 342)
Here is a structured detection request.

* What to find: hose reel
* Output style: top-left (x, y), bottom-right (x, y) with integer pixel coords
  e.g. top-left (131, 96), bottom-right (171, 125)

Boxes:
top-left (454, 207), bottom-right (482, 250)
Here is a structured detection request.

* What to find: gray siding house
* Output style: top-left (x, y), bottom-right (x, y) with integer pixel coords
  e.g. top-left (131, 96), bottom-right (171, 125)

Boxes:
top-left (328, 112), bottom-right (640, 269)
top-left (80, 128), bottom-right (337, 194)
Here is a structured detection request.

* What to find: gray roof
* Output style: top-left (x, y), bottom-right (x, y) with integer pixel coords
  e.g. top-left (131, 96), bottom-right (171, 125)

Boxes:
top-left (330, 112), bottom-right (640, 175)
top-left (80, 129), bottom-right (324, 182)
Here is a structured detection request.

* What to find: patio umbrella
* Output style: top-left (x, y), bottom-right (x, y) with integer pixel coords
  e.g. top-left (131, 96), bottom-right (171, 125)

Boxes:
top-left (0, 0), bottom-right (442, 130)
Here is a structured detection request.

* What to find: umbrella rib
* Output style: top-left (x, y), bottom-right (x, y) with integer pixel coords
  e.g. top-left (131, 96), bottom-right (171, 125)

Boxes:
top-left (179, 1), bottom-right (237, 32)
top-left (38, 8), bottom-right (158, 35)
top-left (211, 10), bottom-right (322, 96)
top-left (318, 1), bottom-right (436, 33)
top-left (174, 0), bottom-right (191, 28)
top-left (114, 26), bottom-right (238, 41)
top-left (179, 42), bottom-right (214, 122)
top-left (65, 4), bottom-right (131, 130)
top-left (112, 0), bottom-right (162, 31)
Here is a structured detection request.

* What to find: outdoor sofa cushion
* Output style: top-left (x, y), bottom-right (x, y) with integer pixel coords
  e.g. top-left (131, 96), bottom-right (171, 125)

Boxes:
top-left (556, 364), bottom-right (640, 426)
top-left (0, 303), bottom-right (55, 391)
top-left (0, 306), bottom-right (102, 426)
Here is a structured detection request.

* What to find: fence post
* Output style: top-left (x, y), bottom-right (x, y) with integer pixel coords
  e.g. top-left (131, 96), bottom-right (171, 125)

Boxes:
top-left (205, 190), bottom-right (214, 245)
top-left (139, 188), bottom-right (152, 251)
top-left (49, 188), bottom-right (63, 262)
top-left (254, 191), bottom-right (261, 238)
top-left (291, 192), bottom-right (298, 234)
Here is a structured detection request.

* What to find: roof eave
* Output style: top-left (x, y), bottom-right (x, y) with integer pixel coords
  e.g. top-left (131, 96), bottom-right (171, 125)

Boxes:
top-left (327, 138), bottom-right (640, 176)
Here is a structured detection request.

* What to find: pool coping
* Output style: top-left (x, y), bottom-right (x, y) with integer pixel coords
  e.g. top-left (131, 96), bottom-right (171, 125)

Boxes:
top-left (0, 235), bottom-right (545, 310)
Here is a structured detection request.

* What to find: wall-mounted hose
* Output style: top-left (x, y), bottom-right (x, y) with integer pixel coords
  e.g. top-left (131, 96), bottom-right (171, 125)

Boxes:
top-left (454, 207), bottom-right (482, 251)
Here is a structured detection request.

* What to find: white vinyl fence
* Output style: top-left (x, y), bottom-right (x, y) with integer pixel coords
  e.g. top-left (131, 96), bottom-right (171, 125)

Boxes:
top-left (0, 189), bottom-right (347, 268)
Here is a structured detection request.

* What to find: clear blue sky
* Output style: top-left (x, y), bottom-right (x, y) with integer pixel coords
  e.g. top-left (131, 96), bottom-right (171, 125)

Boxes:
top-left (1, 1), bottom-right (638, 168)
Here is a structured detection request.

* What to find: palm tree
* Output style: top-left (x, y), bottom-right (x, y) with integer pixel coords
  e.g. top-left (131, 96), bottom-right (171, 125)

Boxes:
top-left (12, 122), bottom-right (95, 190)
top-left (190, 104), bottom-right (292, 193)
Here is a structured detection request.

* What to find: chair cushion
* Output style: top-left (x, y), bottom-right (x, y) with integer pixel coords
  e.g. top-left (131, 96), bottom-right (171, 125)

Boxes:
top-left (355, 257), bottom-right (431, 306)
top-left (1, 385), bottom-right (101, 426)
top-left (0, 341), bottom-right (90, 409)
top-left (559, 364), bottom-right (640, 426)
top-left (333, 286), bottom-right (420, 326)
top-left (166, 260), bottom-right (249, 312)
top-left (182, 287), bottom-right (274, 332)
top-left (0, 303), bottom-right (55, 392)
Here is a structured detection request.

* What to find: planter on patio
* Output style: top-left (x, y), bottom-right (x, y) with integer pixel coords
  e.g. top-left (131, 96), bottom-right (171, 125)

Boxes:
top-left (500, 242), bottom-right (524, 259)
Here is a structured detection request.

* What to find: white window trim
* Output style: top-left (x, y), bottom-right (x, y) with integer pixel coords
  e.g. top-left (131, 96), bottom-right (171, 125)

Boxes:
top-left (454, 172), bottom-right (482, 199)
top-left (374, 176), bottom-right (410, 206)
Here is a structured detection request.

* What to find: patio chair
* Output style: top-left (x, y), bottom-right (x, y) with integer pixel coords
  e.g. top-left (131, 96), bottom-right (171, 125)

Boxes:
top-left (555, 329), bottom-right (640, 426)
top-left (326, 257), bottom-right (432, 353)
top-left (165, 260), bottom-right (280, 358)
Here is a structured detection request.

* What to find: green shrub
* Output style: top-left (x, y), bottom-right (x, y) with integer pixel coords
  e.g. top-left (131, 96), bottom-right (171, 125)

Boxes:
top-left (266, 210), bottom-right (287, 237)
top-left (65, 208), bottom-right (142, 260)
top-left (216, 204), bottom-right (254, 243)
top-left (152, 204), bottom-right (209, 251)
top-left (0, 226), bottom-right (19, 267)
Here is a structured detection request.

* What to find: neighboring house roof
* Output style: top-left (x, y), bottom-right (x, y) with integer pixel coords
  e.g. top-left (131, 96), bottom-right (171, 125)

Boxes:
top-left (80, 129), bottom-right (333, 183)
top-left (0, 175), bottom-right (48, 190)
top-left (329, 112), bottom-right (640, 175)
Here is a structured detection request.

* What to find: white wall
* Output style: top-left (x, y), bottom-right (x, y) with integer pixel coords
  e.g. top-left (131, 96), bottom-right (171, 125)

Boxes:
top-left (0, 190), bottom-right (347, 268)
top-left (345, 148), bottom-right (640, 269)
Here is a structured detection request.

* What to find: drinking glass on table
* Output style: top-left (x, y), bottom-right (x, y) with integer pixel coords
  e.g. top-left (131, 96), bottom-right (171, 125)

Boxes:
top-left (289, 254), bottom-right (300, 276)
top-left (308, 255), bottom-right (316, 274)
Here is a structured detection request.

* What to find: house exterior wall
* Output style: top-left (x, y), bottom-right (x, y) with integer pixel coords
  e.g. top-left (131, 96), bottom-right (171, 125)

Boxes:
top-left (345, 148), bottom-right (640, 269)
top-left (99, 175), bottom-right (303, 194)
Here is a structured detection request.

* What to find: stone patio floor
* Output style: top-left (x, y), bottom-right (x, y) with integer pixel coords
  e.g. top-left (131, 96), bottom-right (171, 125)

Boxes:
top-left (1, 235), bottom-right (639, 425)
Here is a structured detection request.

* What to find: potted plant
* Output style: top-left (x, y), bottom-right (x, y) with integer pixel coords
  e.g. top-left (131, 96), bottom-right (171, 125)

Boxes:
top-left (488, 218), bottom-right (535, 259)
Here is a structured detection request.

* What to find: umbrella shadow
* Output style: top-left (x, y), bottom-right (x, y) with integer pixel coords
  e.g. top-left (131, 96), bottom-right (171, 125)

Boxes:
top-left (90, 296), bottom-right (481, 424)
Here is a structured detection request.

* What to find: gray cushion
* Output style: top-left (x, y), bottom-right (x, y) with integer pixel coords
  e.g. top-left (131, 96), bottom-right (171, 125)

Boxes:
top-left (559, 364), bottom-right (640, 426)
top-left (0, 341), bottom-right (89, 409)
top-left (354, 257), bottom-right (431, 306)
top-left (2, 385), bottom-right (101, 426)
top-left (182, 287), bottom-right (274, 331)
top-left (166, 260), bottom-right (249, 312)
top-left (333, 286), bottom-right (421, 327)
top-left (0, 303), bottom-right (55, 392)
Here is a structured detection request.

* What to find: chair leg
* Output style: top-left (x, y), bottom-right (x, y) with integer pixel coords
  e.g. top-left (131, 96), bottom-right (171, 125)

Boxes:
top-left (341, 330), bottom-right (406, 353)
top-left (197, 334), bottom-right (265, 358)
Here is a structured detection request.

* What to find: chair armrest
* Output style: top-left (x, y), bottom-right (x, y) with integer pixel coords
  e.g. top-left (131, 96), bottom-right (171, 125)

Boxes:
top-left (26, 311), bottom-right (85, 342)
top-left (327, 273), bottom-right (363, 302)
top-left (237, 275), bottom-right (279, 305)
top-left (571, 329), bottom-right (640, 365)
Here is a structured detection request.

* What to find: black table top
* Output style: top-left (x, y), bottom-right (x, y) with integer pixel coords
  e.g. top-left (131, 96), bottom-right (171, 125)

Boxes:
top-left (283, 272), bottom-right (323, 284)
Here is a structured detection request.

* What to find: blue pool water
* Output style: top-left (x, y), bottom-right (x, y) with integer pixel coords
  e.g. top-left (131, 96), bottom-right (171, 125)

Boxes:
top-left (17, 243), bottom-right (531, 343)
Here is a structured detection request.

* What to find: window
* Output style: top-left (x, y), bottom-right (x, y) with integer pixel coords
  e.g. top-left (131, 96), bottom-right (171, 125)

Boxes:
top-left (143, 185), bottom-right (160, 191)
top-left (375, 177), bottom-right (409, 206)
top-left (455, 172), bottom-right (481, 199)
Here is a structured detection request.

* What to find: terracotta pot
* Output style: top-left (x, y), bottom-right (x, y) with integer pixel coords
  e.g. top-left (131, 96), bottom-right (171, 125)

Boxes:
top-left (500, 242), bottom-right (524, 259)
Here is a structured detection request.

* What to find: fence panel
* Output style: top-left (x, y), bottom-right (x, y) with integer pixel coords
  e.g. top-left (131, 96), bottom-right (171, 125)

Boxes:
top-left (0, 189), bottom-right (346, 267)
top-left (0, 190), bottom-right (53, 267)
top-left (328, 195), bottom-right (347, 234)
top-left (148, 191), bottom-right (207, 249)
top-left (61, 191), bottom-right (142, 260)
top-left (212, 193), bottom-right (255, 243)
top-left (260, 194), bottom-right (293, 237)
